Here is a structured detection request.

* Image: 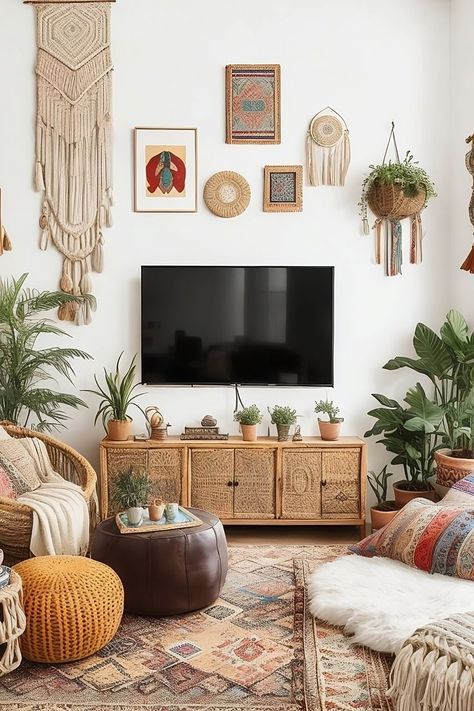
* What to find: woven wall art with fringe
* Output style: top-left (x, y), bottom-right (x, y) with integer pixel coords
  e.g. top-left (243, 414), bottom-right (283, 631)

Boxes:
top-left (0, 189), bottom-right (12, 257)
top-left (461, 134), bottom-right (474, 274)
top-left (306, 107), bottom-right (351, 187)
top-left (26, 0), bottom-right (115, 325)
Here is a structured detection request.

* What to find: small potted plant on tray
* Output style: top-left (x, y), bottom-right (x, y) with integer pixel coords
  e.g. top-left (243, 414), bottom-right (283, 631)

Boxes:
top-left (111, 467), bottom-right (152, 526)
top-left (234, 405), bottom-right (262, 442)
top-left (268, 405), bottom-right (298, 441)
top-left (367, 466), bottom-right (398, 531)
top-left (84, 352), bottom-right (144, 441)
top-left (315, 399), bottom-right (344, 440)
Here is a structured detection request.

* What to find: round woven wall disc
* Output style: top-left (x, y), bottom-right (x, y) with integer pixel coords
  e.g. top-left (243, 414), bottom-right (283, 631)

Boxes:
top-left (310, 115), bottom-right (344, 147)
top-left (204, 171), bottom-right (251, 218)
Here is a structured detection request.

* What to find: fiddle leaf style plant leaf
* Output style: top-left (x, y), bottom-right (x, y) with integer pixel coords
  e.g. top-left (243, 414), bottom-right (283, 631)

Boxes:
top-left (314, 398), bottom-right (343, 423)
top-left (84, 352), bottom-right (145, 432)
top-left (233, 405), bottom-right (262, 426)
top-left (268, 405), bottom-right (298, 426)
top-left (0, 273), bottom-right (93, 431)
top-left (111, 468), bottom-right (152, 510)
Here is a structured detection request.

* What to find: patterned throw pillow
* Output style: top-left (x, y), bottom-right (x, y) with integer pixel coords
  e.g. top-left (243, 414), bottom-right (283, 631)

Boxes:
top-left (0, 440), bottom-right (41, 497)
top-left (350, 497), bottom-right (474, 580)
top-left (443, 474), bottom-right (474, 506)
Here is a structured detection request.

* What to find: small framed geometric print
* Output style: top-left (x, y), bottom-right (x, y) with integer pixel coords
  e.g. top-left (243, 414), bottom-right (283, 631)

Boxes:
top-left (226, 64), bottom-right (281, 144)
top-left (134, 127), bottom-right (198, 212)
top-left (263, 165), bottom-right (303, 212)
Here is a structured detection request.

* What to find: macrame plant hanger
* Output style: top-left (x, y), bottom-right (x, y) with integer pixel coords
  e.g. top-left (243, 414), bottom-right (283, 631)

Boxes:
top-left (0, 189), bottom-right (12, 257)
top-left (25, 0), bottom-right (115, 325)
top-left (306, 107), bottom-right (351, 187)
top-left (367, 123), bottom-right (424, 277)
top-left (461, 134), bottom-right (474, 273)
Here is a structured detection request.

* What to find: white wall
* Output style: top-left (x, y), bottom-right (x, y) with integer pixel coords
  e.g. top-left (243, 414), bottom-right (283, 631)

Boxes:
top-left (0, 0), bottom-right (451, 482)
top-left (450, 0), bottom-right (474, 322)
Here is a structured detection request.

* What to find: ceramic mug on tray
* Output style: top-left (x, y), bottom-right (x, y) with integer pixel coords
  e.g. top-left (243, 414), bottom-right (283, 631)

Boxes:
top-left (165, 503), bottom-right (179, 522)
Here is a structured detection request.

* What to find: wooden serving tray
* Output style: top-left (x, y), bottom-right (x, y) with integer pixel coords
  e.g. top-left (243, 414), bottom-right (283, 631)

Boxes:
top-left (116, 506), bottom-right (202, 534)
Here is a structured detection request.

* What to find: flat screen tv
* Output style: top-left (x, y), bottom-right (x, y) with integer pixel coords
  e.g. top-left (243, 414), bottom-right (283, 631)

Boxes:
top-left (141, 266), bottom-right (334, 386)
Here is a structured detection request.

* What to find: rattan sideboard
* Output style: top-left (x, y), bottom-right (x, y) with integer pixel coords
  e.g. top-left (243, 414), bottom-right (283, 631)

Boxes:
top-left (99, 436), bottom-right (367, 536)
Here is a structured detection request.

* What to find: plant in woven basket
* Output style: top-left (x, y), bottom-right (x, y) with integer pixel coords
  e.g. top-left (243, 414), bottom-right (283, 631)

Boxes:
top-left (111, 468), bottom-right (152, 510)
top-left (0, 273), bottom-right (93, 431)
top-left (84, 352), bottom-right (145, 440)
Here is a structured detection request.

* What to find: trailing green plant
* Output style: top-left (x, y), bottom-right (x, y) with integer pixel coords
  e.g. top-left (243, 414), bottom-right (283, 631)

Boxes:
top-left (367, 466), bottom-right (394, 507)
top-left (233, 404), bottom-right (262, 426)
top-left (359, 151), bottom-right (437, 230)
top-left (384, 310), bottom-right (474, 453)
top-left (314, 399), bottom-right (343, 423)
top-left (111, 467), bottom-right (152, 509)
top-left (84, 352), bottom-right (145, 431)
top-left (268, 405), bottom-right (297, 426)
top-left (0, 273), bottom-right (93, 431)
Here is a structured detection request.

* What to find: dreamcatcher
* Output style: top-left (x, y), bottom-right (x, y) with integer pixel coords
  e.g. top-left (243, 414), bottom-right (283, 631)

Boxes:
top-left (305, 107), bottom-right (351, 186)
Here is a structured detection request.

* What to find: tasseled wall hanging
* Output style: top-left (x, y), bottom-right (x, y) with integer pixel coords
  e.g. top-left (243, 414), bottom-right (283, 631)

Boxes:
top-left (25, 0), bottom-right (115, 325)
top-left (0, 189), bottom-right (13, 257)
top-left (306, 107), bottom-right (351, 186)
top-left (361, 123), bottom-right (428, 277)
top-left (461, 134), bottom-right (474, 274)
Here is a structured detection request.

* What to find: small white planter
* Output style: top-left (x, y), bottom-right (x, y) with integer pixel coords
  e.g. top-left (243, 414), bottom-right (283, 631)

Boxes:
top-left (127, 506), bottom-right (143, 525)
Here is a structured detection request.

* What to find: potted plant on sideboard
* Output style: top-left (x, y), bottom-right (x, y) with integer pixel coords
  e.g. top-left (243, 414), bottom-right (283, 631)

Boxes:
top-left (234, 405), bottom-right (262, 442)
top-left (314, 399), bottom-right (343, 441)
top-left (365, 385), bottom-right (442, 505)
top-left (367, 466), bottom-right (398, 530)
top-left (384, 310), bottom-right (474, 492)
top-left (84, 353), bottom-right (144, 441)
top-left (111, 467), bottom-right (152, 526)
top-left (268, 405), bottom-right (298, 442)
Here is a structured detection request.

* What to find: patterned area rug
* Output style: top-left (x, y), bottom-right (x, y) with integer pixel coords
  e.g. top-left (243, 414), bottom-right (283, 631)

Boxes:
top-left (0, 545), bottom-right (393, 710)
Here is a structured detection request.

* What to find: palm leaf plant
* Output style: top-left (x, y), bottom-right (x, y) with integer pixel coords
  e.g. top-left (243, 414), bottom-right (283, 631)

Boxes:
top-left (0, 273), bottom-right (93, 431)
top-left (84, 352), bottom-right (145, 437)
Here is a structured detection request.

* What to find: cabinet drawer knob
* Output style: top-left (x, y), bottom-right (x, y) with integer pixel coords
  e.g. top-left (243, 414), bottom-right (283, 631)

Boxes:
top-left (234, 481), bottom-right (239, 487)
top-left (321, 479), bottom-right (327, 487)
top-left (227, 481), bottom-right (233, 487)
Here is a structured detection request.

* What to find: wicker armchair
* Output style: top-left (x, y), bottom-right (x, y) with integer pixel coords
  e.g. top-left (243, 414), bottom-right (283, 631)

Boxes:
top-left (0, 421), bottom-right (98, 565)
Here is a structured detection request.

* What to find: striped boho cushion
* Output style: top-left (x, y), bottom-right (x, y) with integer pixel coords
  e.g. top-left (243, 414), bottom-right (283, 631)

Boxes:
top-left (350, 497), bottom-right (474, 580)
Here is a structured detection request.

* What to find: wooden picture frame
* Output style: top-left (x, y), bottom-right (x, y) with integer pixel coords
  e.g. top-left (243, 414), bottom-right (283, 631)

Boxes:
top-left (263, 165), bottom-right (303, 212)
top-left (134, 127), bottom-right (198, 213)
top-left (226, 64), bottom-right (281, 144)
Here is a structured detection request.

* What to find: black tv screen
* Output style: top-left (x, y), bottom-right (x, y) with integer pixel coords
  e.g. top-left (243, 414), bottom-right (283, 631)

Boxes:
top-left (141, 266), bottom-right (334, 386)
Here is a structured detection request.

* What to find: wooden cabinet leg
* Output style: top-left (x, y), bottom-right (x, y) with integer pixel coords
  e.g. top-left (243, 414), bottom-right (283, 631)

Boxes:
top-left (358, 523), bottom-right (367, 540)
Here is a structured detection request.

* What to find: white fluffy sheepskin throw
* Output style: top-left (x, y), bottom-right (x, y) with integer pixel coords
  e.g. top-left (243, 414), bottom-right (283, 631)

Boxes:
top-left (309, 554), bottom-right (474, 654)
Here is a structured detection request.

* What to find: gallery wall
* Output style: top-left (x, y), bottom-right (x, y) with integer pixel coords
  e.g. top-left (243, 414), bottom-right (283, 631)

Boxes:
top-left (0, 0), bottom-right (451, 489)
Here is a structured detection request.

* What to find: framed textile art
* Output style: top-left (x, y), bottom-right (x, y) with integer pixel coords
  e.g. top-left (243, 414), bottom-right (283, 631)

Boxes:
top-left (263, 166), bottom-right (303, 212)
top-left (0, 190), bottom-right (12, 257)
top-left (203, 171), bottom-right (251, 218)
top-left (134, 128), bottom-right (198, 213)
top-left (226, 64), bottom-right (281, 144)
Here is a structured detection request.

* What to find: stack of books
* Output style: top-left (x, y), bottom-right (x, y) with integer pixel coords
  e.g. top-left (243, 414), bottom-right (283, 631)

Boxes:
top-left (180, 426), bottom-right (229, 441)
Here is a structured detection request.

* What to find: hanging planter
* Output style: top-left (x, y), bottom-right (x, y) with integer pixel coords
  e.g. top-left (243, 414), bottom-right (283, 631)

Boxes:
top-left (359, 123), bottom-right (436, 276)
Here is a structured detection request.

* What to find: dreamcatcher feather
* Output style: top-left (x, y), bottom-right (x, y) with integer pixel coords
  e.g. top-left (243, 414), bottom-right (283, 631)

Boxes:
top-left (0, 189), bottom-right (12, 257)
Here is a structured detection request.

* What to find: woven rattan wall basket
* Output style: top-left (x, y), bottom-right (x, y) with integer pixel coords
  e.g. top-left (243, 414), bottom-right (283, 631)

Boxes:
top-left (367, 182), bottom-right (426, 221)
top-left (204, 171), bottom-right (251, 218)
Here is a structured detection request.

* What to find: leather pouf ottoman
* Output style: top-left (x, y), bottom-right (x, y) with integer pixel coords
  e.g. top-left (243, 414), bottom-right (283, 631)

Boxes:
top-left (91, 508), bottom-right (228, 616)
top-left (13, 556), bottom-right (124, 663)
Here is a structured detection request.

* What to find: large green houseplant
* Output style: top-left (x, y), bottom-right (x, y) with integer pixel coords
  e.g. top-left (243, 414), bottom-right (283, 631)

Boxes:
top-left (0, 273), bottom-right (92, 431)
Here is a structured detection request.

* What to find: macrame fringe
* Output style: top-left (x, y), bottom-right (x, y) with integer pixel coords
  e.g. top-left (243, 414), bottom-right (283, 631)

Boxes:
top-left (461, 242), bottom-right (474, 273)
top-left (306, 129), bottom-right (350, 187)
top-left (371, 216), bottom-right (425, 276)
top-left (33, 2), bottom-right (113, 325)
top-left (388, 638), bottom-right (474, 711)
top-left (410, 212), bottom-right (423, 264)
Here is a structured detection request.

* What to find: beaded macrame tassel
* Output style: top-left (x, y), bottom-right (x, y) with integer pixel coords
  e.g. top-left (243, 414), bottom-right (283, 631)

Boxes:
top-left (374, 218), bottom-right (383, 264)
top-left (410, 213), bottom-right (423, 264)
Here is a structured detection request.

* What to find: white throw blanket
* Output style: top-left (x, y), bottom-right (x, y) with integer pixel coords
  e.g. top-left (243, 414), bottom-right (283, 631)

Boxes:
top-left (309, 554), bottom-right (474, 654)
top-left (17, 438), bottom-right (89, 557)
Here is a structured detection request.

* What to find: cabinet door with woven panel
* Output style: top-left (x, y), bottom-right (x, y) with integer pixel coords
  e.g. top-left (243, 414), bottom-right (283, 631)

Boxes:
top-left (190, 449), bottom-right (234, 519)
top-left (148, 449), bottom-right (182, 505)
top-left (233, 449), bottom-right (276, 519)
top-left (321, 449), bottom-right (361, 518)
top-left (105, 449), bottom-right (148, 516)
top-left (281, 449), bottom-right (322, 519)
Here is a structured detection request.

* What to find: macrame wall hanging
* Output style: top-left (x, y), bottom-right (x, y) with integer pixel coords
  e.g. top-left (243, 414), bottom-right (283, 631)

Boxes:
top-left (0, 189), bottom-right (12, 257)
top-left (306, 107), bottom-right (351, 186)
top-left (25, 0), bottom-right (114, 325)
top-left (362, 124), bottom-right (425, 277)
top-left (461, 134), bottom-right (474, 274)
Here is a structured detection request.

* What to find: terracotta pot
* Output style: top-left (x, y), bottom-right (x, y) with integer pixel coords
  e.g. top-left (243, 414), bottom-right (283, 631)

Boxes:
top-left (276, 424), bottom-right (291, 442)
top-left (393, 481), bottom-right (436, 507)
top-left (241, 424), bottom-right (257, 442)
top-left (370, 502), bottom-right (400, 531)
top-left (107, 419), bottom-right (131, 441)
top-left (435, 448), bottom-right (474, 488)
top-left (318, 419), bottom-right (342, 441)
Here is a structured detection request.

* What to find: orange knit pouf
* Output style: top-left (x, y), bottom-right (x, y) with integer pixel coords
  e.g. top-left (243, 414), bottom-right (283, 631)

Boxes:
top-left (13, 556), bottom-right (124, 663)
